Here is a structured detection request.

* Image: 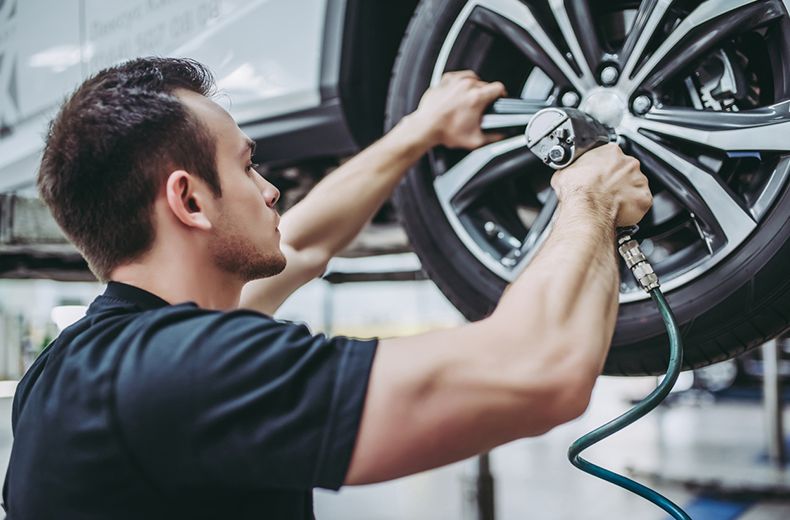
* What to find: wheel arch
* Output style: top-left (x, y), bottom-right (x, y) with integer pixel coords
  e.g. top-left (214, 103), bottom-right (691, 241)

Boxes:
top-left (332, 0), bottom-right (422, 148)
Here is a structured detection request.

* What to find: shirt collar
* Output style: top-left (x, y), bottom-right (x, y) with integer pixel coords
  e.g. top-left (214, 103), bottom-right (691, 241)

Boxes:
top-left (98, 281), bottom-right (171, 311)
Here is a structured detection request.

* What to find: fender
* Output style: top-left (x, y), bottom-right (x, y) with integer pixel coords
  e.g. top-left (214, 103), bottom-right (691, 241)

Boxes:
top-left (250, 0), bottom-right (420, 167)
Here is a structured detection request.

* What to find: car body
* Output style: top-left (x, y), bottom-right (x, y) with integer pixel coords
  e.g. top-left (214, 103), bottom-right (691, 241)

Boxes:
top-left (0, 0), bottom-right (418, 193)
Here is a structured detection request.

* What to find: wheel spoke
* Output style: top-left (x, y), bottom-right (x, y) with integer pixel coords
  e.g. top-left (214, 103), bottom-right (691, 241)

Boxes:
top-left (464, 0), bottom-right (594, 92)
top-left (519, 191), bottom-right (557, 253)
top-left (502, 192), bottom-right (558, 277)
top-left (621, 127), bottom-right (757, 249)
top-left (453, 147), bottom-right (541, 212)
top-left (434, 135), bottom-right (527, 208)
top-left (481, 98), bottom-right (549, 130)
top-left (618, 0), bottom-right (782, 96)
top-left (618, 0), bottom-right (675, 83)
top-left (568, 0), bottom-right (605, 76)
top-left (629, 142), bottom-right (724, 253)
top-left (548, 0), bottom-right (598, 86)
top-left (626, 102), bottom-right (790, 152)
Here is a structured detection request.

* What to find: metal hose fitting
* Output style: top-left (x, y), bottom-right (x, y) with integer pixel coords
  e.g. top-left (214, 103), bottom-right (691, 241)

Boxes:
top-left (617, 229), bottom-right (660, 292)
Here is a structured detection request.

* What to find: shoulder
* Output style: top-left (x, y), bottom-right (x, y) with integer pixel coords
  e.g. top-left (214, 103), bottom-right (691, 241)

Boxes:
top-left (115, 304), bottom-right (377, 398)
top-left (115, 304), bottom-right (303, 378)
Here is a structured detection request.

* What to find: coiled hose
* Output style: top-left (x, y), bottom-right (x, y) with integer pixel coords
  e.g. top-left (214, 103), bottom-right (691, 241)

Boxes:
top-left (567, 289), bottom-right (692, 519)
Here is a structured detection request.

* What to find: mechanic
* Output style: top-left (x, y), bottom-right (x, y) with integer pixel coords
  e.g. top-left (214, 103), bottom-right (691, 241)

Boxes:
top-left (3, 57), bottom-right (651, 519)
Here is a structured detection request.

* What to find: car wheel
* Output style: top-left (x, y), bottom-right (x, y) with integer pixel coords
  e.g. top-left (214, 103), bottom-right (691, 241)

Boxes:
top-left (386, 0), bottom-right (790, 375)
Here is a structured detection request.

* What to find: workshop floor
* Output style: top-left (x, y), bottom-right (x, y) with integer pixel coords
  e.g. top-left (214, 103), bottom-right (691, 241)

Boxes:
top-left (0, 377), bottom-right (787, 519)
top-left (313, 376), bottom-right (790, 520)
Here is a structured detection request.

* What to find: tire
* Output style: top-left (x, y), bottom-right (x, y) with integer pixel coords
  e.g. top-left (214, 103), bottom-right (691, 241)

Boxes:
top-left (385, 0), bottom-right (790, 376)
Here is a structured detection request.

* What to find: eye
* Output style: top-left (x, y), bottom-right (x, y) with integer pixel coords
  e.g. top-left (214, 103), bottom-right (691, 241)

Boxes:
top-left (246, 162), bottom-right (261, 175)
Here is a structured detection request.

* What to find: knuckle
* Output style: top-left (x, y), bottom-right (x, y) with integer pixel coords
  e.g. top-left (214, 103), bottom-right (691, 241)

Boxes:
top-left (457, 78), bottom-right (473, 90)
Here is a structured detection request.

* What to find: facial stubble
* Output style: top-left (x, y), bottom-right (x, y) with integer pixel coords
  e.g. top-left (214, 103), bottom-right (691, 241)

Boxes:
top-left (209, 214), bottom-right (286, 282)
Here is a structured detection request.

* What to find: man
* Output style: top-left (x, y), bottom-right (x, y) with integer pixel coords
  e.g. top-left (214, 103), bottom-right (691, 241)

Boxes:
top-left (3, 57), bottom-right (650, 518)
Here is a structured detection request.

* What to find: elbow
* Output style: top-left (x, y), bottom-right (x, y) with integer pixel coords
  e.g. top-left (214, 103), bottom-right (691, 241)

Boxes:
top-left (483, 315), bottom-right (602, 436)
top-left (290, 244), bottom-right (331, 280)
top-left (547, 366), bottom-right (596, 426)
top-left (552, 335), bottom-right (604, 420)
top-left (527, 344), bottom-right (600, 434)
top-left (308, 253), bottom-right (331, 280)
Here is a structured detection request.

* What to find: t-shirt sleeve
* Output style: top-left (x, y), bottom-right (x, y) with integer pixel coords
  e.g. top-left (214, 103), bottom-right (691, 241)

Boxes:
top-left (113, 306), bottom-right (378, 492)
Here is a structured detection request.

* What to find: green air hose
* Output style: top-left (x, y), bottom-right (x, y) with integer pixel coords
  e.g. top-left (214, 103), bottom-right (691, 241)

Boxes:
top-left (567, 230), bottom-right (692, 520)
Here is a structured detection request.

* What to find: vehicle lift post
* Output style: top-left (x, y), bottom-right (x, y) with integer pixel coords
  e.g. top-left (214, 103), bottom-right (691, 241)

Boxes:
top-left (763, 336), bottom-right (786, 469)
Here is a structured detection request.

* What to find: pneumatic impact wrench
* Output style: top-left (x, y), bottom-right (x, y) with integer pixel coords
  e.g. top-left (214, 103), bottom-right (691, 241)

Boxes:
top-left (522, 107), bottom-right (692, 519)
top-left (525, 107), bottom-right (658, 291)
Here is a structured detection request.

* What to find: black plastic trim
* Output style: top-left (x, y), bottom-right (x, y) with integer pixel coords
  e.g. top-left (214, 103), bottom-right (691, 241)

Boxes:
top-left (337, 0), bottom-right (421, 147)
top-left (241, 99), bottom-right (357, 168)
top-left (320, 0), bottom-right (347, 101)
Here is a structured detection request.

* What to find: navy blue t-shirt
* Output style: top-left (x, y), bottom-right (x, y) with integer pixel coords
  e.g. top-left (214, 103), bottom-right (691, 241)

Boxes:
top-left (3, 282), bottom-right (377, 519)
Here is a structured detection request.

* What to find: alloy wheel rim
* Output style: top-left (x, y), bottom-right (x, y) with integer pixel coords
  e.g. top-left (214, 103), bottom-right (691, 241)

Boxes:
top-left (427, 0), bottom-right (790, 303)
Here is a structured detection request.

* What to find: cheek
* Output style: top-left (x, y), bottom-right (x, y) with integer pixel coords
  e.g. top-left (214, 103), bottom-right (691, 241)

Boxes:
top-left (232, 180), bottom-right (265, 209)
top-left (218, 179), bottom-right (274, 227)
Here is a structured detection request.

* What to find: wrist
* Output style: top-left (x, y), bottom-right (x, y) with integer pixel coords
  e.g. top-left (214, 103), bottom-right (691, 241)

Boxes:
top-left (398, 111), bottom-right (443, 150)
top-left (559, 188), bottom-right (618, 226)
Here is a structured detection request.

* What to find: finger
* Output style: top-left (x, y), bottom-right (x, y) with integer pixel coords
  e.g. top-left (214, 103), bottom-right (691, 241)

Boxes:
top-left (442, 70), bottom-right (480, 84)
top-left (471, 80), bottom-right (508, 98)
top-left (475, 81), bottom-right (507, 105)
top-left (481, 132), bottom-right (507, 145)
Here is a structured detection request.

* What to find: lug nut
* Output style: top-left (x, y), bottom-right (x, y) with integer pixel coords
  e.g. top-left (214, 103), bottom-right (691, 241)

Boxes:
top-left (561, 91), bottom-right (580, 107)
top-left (632, 95), bottom-right (652, 115)
top-left (600, 65), bottom-right (619, 86)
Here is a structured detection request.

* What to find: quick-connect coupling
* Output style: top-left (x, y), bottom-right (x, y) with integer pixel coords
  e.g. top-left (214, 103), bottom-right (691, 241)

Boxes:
top-left (617, 231), bottom-right (659, 292)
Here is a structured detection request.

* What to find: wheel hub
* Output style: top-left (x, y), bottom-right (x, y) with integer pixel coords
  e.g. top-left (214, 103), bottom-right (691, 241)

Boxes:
top-left (580, 88), bottom-right (627, 128)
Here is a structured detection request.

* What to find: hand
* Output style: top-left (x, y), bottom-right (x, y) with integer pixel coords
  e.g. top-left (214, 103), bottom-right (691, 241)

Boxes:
top-left (550, 143), bottom-right (652, 227)
top-left (410, 70), bottom-right (506, 149)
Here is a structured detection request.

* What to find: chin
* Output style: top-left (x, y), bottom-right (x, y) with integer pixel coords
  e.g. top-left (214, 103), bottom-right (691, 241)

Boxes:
top-left (273, 251), bottom-right (287, 274)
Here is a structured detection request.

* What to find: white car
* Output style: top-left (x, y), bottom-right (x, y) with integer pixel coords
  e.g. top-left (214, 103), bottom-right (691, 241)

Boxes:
top-left (0, 0), bottom-right (421, 189)
top-left (1, 0), bottom-right (789, 376)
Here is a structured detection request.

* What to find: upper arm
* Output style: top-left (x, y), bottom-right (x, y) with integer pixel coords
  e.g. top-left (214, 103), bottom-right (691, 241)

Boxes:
top-left (344, 317), bottom-right (571, 485)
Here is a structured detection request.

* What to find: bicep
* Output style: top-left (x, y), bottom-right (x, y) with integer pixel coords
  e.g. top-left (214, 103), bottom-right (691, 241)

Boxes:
top-left (344, 318), bottom-right (561, 485)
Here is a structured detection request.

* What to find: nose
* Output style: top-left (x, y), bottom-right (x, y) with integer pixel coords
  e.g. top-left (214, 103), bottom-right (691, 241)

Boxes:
top-left (260, 178), bottom-right (280, 208)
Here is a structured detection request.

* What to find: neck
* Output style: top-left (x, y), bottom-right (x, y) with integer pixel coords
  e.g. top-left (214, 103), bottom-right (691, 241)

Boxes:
top-left (110, 250), bottom-right (244, 311)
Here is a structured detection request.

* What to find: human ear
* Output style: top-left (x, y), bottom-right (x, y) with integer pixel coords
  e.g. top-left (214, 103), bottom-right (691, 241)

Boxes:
top-left (165, 170), bottom-right (213, 231)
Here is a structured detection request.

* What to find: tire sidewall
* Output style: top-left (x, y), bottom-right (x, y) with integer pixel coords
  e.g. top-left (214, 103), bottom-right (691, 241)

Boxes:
top-left (387, 0), bottom-right (790, 374)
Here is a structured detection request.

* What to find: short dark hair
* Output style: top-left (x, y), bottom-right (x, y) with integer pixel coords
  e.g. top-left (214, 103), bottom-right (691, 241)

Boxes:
top-left (38, 57), bottom-right (221, 281)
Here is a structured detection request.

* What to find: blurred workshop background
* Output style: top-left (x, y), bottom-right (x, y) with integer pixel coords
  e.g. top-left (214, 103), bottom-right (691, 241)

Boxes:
top-left (1, 0), bottom-right (789, 518)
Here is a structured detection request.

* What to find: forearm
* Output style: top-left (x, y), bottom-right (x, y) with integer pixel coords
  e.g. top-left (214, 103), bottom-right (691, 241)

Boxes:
top-left (278, 114), bottom-right (435, 258)
top-left (241, 72), bottom-right (507, 315)
top-left (349, 202), bottom-right (622, 482)
top-left (493, 192), bottom-right (620, 384)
